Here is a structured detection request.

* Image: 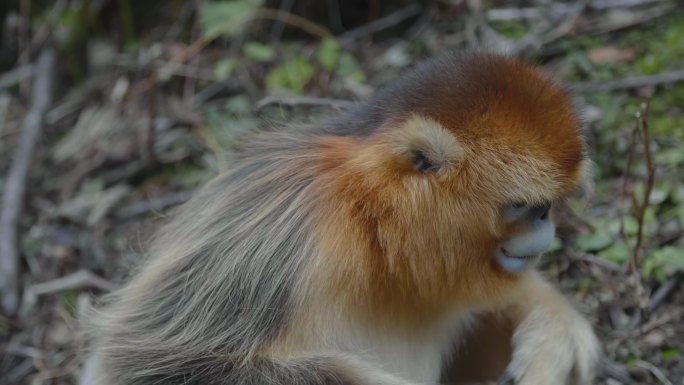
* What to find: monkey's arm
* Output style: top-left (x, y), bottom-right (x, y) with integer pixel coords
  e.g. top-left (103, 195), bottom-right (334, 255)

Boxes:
top-left (445, 272), bottom-right (599, 385)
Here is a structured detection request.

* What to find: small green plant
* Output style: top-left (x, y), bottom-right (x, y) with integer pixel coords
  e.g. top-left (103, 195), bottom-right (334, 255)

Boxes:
top-left (266, 58), bottom-right (315, 94)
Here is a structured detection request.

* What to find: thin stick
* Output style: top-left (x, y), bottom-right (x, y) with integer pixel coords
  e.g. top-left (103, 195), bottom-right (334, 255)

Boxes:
top-left (183, 0), bottom-right (202, 106)
top-left (592, 0), bottom-right (671, 9)
top-left (116, 190), bottom-right (194, 220)
top-left (633, 103), bottom-right (655, 272)
top-left (619, 123), bottom-right (639, 273)
top-left (255, 95), bottom-right (356, 112)
top-left (338, 3), bottom-right (423, 43)
top-left (625, 103), bottom-right (655, 315)
top-left (571, 70), bottom-right (684, 92)
top-left (24, 269), bottom-right (119, 297)
top-left (269, 0), bottom-right (296, 43)
top-left (487, 0), bottom-right (669, 21)
top-left (250, 8), bottom-right (332, 39)
top-left (0, 47), bottom-right (55, 315)
top-left (573, 253), bottom-right (624, 273)
top-left (648, 276), bottom-right (681, 312)
top-left (634, 360), bottom-right (673, 385)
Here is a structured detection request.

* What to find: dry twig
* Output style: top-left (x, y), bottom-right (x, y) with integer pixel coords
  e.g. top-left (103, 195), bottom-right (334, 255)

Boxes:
top-left (630, 103), bottom-right (655, 275)
top-left (255, 95), bottom-right (356, 112)
top-left (21, 270), bottom-right (119, 313)
top-left (648, 275), bottom-right (681, 312)
top-left (572, 70), bottom-right (684, 92)
top-left (487, 0), bottom-right (671, 21)
top-left (0, 47), bottom-right (55, 315)
top-left (116, 190), bottom-right (195, 220)
top-left (618, 103), bottom-right (656, 315)
top-left (24, 270), bottom-right (119, 296)
top-left (573, 253), bottom-right (624, 273)
top-left (634, 360), bottom-right (674, 385)
top-left (338, 3), bottom-right (423, 43)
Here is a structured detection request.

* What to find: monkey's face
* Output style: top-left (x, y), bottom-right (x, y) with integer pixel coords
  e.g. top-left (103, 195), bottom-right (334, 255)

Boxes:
top-left (316, 113), bottom-right (586, 314)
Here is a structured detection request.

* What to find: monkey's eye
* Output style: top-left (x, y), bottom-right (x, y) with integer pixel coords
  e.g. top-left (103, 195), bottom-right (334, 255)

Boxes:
top-left (503, 202), bottom-right (527, 222)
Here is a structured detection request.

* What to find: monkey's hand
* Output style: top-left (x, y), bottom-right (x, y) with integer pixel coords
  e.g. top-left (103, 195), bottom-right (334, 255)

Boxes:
top-left (504, 273), bottom-right (600, 385)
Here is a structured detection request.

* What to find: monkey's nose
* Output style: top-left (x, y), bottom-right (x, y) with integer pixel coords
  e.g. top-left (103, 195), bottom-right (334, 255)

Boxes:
top-left (533, 203), bottom-right (551, 221)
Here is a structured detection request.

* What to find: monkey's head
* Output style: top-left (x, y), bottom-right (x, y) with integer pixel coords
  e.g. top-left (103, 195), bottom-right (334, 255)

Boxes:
top-left (315, 53), bottom-right (587, 321)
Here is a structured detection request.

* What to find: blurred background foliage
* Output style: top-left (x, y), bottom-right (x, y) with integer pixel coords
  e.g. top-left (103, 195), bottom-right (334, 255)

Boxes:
top-left (0, 0), bottom-right (683, 384)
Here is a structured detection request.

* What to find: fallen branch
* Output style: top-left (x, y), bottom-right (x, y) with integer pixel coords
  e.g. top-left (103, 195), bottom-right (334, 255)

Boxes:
top-left (634, 360), bottom-right (673, 385)
top-left (630, 104), bottom-right (655, 276)
top-left (255, 95), bottom-right (356, 112)
top-left (648, 275), bottom-right (681, 312)
top-left (0, 47), bottom-right (55, 315)
top-left (581, 3), bottom-right (674, 35)
top-left (486, 0), bottom-right (670, 21)
top-left (115, 190), bottom-right (195, 220)
top-left (0, 65), bottom-right (33, 90)
top-left (573, 253), bottom-right (624, 273)
top-left (338, 3), bottom-right (423, 43)
top-left (591, 0), bottom-right (671, 9)
top-left (21, 269), bottom-right (119, 314)
top-left (571, 70), bottom-right (684, 92)
top-left (24, 269), bottom-right (119, 297)
top-left (512, 1), bottom-right (588, 56)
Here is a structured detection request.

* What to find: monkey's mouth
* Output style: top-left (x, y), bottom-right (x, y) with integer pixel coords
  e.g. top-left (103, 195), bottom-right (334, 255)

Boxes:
top-left (499, 248), bottom-right (536, 260)
top-left (495, 248), bottom-right (540, 274)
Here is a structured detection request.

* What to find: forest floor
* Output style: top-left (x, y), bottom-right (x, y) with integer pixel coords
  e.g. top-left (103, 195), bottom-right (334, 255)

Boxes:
top-left (1, 1), bottom-right (683, 384)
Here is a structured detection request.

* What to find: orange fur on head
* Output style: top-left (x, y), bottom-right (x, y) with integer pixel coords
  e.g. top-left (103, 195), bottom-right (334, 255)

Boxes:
top-left (309, 54), bottom-right (586, 328)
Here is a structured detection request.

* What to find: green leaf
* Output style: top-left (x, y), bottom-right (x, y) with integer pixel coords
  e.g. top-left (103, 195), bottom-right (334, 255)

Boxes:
top-left (317, 37), bottom-right (340, 71)
top-left (643, 246), bottom-right (684, 283)
top-left (634, 183), bottom-right (669, 205)
top-left (492, 21), bottom-right (529, 39)
top-left (599, 242), bottom-right (629, 265)
top-left (336, 53), bottom-right (366, 83)
top-left (606, 216), bottom-right (638, 237)
top-left (662, 348), bottom-right (681, 361)
top-left (655, 147), bottom-right (684, 167)
top-left (200, 0), bottom-right (262, 39)
top-left (214, 59), bottom-right (237, 80)
top-left (575, 232), bottom-right (614, 252)
top-left (62, 289), bottom-right (80, 317)
top-left (243, 42), bottom-right (275, 62)
top-left (549, 238), bottom-right (563, 252)
top-left (266, 58), bottom-right (314, 94)
top-left (225, 95), bottom-right (252, 116)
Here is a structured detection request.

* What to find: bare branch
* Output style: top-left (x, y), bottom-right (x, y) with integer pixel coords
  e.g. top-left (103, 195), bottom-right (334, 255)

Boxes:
top-left (21, 270), bottom-right (119, 314)
top-left (648, 275), bottom-right (681, 312)
top-left (572, 70), bottom-right (684, 92)
top-left (0, 47), bottom-right (56, 315)
top-left (255, 95), bottom-right (356, 113)
top-left (487, 0), bottom-right (671, 21)
top-left (115, 190), bottom-right (195, 220)
top-left (632, 103), bottom-right (655, 273)
top-left (338, 3), bottom-right (423, 43)
top-left (25, 270), bottom-right (119, 296)
top-left (634, 360), bottom-right (674, 385)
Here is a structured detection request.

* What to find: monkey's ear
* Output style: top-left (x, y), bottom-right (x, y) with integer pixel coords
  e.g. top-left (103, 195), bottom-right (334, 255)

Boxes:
top-left (388, 115), bottom-right (464, 174)
top-left (410, 150), bottom-right (441, 173)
